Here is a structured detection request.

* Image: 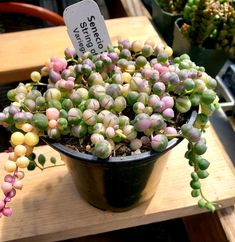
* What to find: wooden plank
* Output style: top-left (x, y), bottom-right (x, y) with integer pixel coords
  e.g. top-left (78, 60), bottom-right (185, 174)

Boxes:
top-left (0, 124), bottom-right (235, 242)
top-left (217, 206), bottom-right (235, 242)
top-left (67, 218), bottom-right (189, 242)
top-left (183, 213), bottom-right (228, 242)
top-left (104, 0), bottom-right (128, 18)
top-left (0, 16), bottom-right (163, 84)
top-left (119, 0), bottom-right (151, 18)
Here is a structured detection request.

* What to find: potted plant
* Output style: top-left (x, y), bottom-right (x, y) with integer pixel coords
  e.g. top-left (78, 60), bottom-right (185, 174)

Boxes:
top-left (0, 38), bottom-right (220, 217)
top-left (172, 0), bottom-right (235, 77)
top-left (151, 0), bottom-right (188, 45)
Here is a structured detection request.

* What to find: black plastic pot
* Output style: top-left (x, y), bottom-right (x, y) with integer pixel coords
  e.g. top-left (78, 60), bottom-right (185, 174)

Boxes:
top-left (172, 18), bottom-right (229, 77)
top-left (151, 0), bottom-right (182, 46)
top-left (44, 110), bottom-right (197, 212)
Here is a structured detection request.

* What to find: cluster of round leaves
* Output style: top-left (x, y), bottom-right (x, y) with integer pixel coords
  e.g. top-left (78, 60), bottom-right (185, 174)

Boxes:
top-left (0, 38), bottom-right (220, 216)
top-left (182, 122), bottom-right (217, 212)
top-left (0, 130), bottom-right (57, 217)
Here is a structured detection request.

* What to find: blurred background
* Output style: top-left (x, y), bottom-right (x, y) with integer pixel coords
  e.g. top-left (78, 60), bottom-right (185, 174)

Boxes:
top-left (0, 0), bottom-right (110, 33)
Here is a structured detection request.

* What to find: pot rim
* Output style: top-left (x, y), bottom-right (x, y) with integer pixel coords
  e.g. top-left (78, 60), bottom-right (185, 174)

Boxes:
top-left (42, 110), bottom-right (198, 164)
top-left (175, 17), bottom-right (184, 29)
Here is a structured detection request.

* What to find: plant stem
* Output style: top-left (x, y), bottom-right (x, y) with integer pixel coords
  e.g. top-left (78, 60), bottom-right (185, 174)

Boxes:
top-left (165, 133), bottom-right (182, 138)
top-left (116, 129), bottom-right (127, 139)
top-left (42, 164), bottom-right (65, 170)
top-left (66, 58), bottom-right (78, 63)
top-left (35, 163), bottom-right (65, 171)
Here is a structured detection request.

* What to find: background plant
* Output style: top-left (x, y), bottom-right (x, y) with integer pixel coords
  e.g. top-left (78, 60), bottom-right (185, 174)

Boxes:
top-left (182, 0), bottom-right (235, 59)
top-left (0, 38), bottom-right (220, 217)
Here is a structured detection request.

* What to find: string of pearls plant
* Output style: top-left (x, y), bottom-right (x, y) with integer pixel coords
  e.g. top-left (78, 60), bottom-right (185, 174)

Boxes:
top-left (0, 38), bottom-right (220, 217)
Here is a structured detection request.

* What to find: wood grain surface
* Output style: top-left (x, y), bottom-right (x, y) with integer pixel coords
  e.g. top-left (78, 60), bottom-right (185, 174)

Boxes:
top-left (217, 206), bottom-right (235, 242)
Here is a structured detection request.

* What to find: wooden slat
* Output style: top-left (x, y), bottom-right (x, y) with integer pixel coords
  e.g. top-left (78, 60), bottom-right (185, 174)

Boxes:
top-left (104, 0), bottom-right (128, 19)
top-left (217, 206), bottom-right (235, 242)
top-left (183, 213), bottom-right (228, 242)
top-left (120, 0), bottom-right (151, 18)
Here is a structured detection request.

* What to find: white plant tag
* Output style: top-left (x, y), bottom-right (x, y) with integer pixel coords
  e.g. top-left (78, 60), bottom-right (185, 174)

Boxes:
top-left (63, 0), bottom-right (111, 56)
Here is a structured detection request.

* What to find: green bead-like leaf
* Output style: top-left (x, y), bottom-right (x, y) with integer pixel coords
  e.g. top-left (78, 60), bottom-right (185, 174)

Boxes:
top-left (197, 170), bottom-right (209, 179)
top-left (194, 141), bottom-right (207, 155)
top-left (50, 157), bottom-right (57, 164)
top-left (200, 89), bottom-right (216, 105)
top-left (27, 161), bottom-right (36, 171)
top-left (38, 154), bottom-right (46, 167)
top-left (181, 124), bottom-right (192, 136)
top-left (187, 150), bottom-right (194, 160)
top-left (191, 172), bottom-right (199, 181)
top-left (190, 180), bottom-right (201, 189)
top-left (188, 160), bottom-right (194, 166)
top-left (198, 158), bottom-right (210, 170)
top-left (198, 198), bottom-right (207, 208)
top-left (32, 113), bottom-right (48, 131)
top-left (7, 89), bottom-right (16, 101)
top-left (48, 99), bottom-right (62, 110)
top-left (175, 96), bottom-right (191, 113)
top-left (191, 189), bottom-right (200, 197)
top-left (27, 152), bottom-right (36, 160)
top-left (206, 202), bottom-right (216, 213)
top-left (184, 150), bottom-right (190, 159)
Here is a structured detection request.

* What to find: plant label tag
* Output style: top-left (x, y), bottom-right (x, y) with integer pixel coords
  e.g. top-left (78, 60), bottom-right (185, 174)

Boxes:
top-left (63, 0), bottom-right (111, 56)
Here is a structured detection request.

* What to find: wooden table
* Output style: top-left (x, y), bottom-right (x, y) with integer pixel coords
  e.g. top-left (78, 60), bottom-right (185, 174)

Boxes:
top-left (0, 16), bottom-right (235, 242)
